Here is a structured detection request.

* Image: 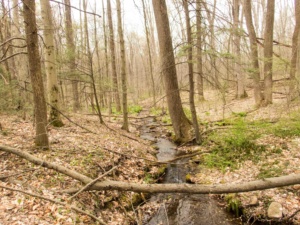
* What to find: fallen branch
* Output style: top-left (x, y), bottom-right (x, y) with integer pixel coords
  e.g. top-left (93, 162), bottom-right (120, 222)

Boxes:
top-left (1, 145), bottom-right (300, 194)
top-left (69, 166), bottom-right (118, 200)
top-left (0, 184), bottom-right (106, 224)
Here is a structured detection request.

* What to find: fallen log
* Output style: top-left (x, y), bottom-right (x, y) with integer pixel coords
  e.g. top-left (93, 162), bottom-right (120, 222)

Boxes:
top-left (1, 144), bottom-right (300, 194)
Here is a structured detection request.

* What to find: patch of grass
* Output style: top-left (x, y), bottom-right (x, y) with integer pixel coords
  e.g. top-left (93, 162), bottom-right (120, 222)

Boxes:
top-left (203, 118), bottom-right (266, 171)
top-left (150, 107), bottom-right (162, 116)
top-left (272, 118), bottom-right (300, 137)
top-left (225, 194), bottom-right (243, 217)
top-left (128, 104), bottom-right (143, 114)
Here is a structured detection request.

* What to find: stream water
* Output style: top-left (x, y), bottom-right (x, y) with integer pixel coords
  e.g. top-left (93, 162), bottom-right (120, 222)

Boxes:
top-left (139, 115), bottom-right (244, 225)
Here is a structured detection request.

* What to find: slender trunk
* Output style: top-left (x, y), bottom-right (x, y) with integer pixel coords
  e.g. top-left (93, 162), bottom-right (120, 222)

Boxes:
top-left (64, 0), bottom-right (80, 112)
top-left (244, 0), bottom-right (263, 106)
top-left (82, 0), bottom-right (104, 124)
top-left (40, 0), bottom-right (63, 127)
top-left (142, 0), bottom-right (156, 107)
top-left (183, 0), bottom-right (201, 144)
top-left (102, 0), bottom-right (112, 115)
top-left (196, 0), bottom-right (204, 101)
top-left (22, 0), bottom-right (49, 148)
top-left (263, 0), bottom-right (275, 106)
top-left (116, 0), bottom-right (129, 131)
top-left (107, 0), bottom-right (121, 112)
top-left (233, 0), bottom-right (247, 99)
top-left (289, 0), bottom-right (300, 101)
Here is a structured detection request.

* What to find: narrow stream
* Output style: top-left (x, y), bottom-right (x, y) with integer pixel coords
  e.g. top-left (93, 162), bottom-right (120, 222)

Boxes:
top-left (139, 114), bottom-right (243, 225)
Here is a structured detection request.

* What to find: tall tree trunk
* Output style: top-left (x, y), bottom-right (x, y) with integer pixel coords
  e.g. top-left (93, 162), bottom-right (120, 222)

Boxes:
top-left (263, 0), bottom-right (275, 106)
top-left (233, 0), bottom-right (247, 99)
top-left (107, 0), bottom-right (121, 112)
top-left (289, 0), bottom-right (300, 101)
top-left (142, 0), bottom-right (156, 107)
top-left (22, 0), bottom-right (49, 148)
top-left (40, 0), bottom-right (63, 127)
top-left (64, 0), bottom-right (80, 112)
top-left (82, 0), bottom-right (104, 124)
top-left (116, 0), bottom-right (129, 131)
top-left (12, 0), bottom-right (28, 117)
top-left (183, 0), bottom-right (201, 144)
top-left (244, 0), bottom-right (263, 106)
top-left (152, 0), bottom-right (192, 143)
top-left (102, 0), bottom-right (112, 115)
top-left (196, 0), bottom-right (204, 101)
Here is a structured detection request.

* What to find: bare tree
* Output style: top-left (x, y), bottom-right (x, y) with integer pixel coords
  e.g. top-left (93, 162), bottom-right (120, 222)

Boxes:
top-left (183, 0), bottom-right (201, 144)
top-left (152, 0), bottom-right (192, 143)
top-left (64, 0), bottom-right (80, 112)
top-left (244, 0), bottom-right (263, 106)
top-left (263, 0), bottom-right (275, 106)
top-left (22, 0), bottom-right (49, 148)
top-left (116, 0), bottom-right (129, 131)
top-left (107, 0), bottom-right (121, 112)
top-left (233, 0), bottom-right (247, 98)
top-left (196, 0), bottom-right (204, 101)
top-left (289, 0), bottom-right (300, 100)
top-left (40, 0), bottom-right (64, 127)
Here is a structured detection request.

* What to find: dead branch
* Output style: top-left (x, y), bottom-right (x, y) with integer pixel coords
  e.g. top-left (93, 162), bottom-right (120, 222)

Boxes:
top-left (0, 184), bottom-right (106, 225)
top-left (0, 52), bottom-right (27, 63)
top-left (1, 145), bottom-right (300, 194)
top-left (69, 166), bottom-right (118, 200)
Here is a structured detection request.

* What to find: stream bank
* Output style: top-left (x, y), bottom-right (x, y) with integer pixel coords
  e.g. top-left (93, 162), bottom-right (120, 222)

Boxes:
top-left (138, 113), bottom-right (243, 225)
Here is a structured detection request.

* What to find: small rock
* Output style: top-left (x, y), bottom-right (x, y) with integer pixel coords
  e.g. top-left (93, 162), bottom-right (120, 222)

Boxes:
top-left (293, 184), bottom-right (300, 190)
top-left (248, 196), bottom-right (259, 206)
top-left (267, 202), bottom-right (283, 218)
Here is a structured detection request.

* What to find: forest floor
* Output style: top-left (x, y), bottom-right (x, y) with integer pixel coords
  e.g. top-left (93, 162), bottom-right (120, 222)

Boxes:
top-left (1, 84), bottom-right (300, 224)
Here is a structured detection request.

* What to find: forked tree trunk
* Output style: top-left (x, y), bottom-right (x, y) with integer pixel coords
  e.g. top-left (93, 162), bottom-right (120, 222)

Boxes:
top-left (244, 0), bottom-right (263, 106)
top-left (263, 0), bottom-right (275, 106)
top-left (107, 0), bottom-right (121, 112)
top-left (116, 0), bottom-right (129, 131)
top-left (183, 0), bottom-right (201, 144)
top-left (22, 0), bottom-right (49, 148)
top-left (64, 0), bottom-right (80, 112)
top-left (40, 0), bottom-right (64, 127)
top-left (152, 0), bottom-right (192, 143)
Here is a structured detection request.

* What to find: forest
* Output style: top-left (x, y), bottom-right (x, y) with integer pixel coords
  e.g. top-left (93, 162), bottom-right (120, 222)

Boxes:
top-left (1, 0), bottom-right (300, 224)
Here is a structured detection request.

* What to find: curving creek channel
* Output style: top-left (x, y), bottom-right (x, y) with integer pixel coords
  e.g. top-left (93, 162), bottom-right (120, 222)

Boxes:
top-left (137, 112), bottom-right (261, 225)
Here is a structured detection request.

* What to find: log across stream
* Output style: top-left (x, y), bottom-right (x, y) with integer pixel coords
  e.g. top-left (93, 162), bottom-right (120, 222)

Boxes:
top-left (139, 114), bottom-right (247, 225)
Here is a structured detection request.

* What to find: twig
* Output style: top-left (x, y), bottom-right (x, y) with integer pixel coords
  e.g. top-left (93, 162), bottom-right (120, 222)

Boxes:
top-left (69, 166), bottom-right (118, 200)
top-left (0, 184), bottom-right (106, 225)
top-left (284, 209), bottom-right (300, 221)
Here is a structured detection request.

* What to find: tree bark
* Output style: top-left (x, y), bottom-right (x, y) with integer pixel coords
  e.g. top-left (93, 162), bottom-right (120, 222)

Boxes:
top-left (142, 0), bottom-right (156, 107)
top-left (183, 0), bottom-right (201, 144)
top-left (116, 0), bottom-right (129, 131)
top-left (22, 0), bottom-right (49, 148)
top-left (196, 0), bottom-right (204, 101)
top-left (1, 145), bottom-right (300, 194)
top-left (152, 0), bottom-right (192, 143)
top-left (244, 0), bottom-right (263, 106)
top-left (233, 0), bottom-right (247, 99)
top-left (64, 0), bottom-right (80, 112)
top-left (107, 0), bottom-right (121, 112)
top-left (263, 0), bottom-right (275, 106)
top-left (40, 0), bottom-right (64, 127)
top-left (289, 0), bottom-right (300, 101)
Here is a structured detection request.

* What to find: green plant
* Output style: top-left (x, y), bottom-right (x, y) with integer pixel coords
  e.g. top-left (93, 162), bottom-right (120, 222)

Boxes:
top-left (225, 194), bottom-right (242, 217)
top-left (257, 163), bottom-right (285, 179)
top-left (128, 104), bottom-right (143, 114)
top-left (203, 118), bottom-right (266, 171)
